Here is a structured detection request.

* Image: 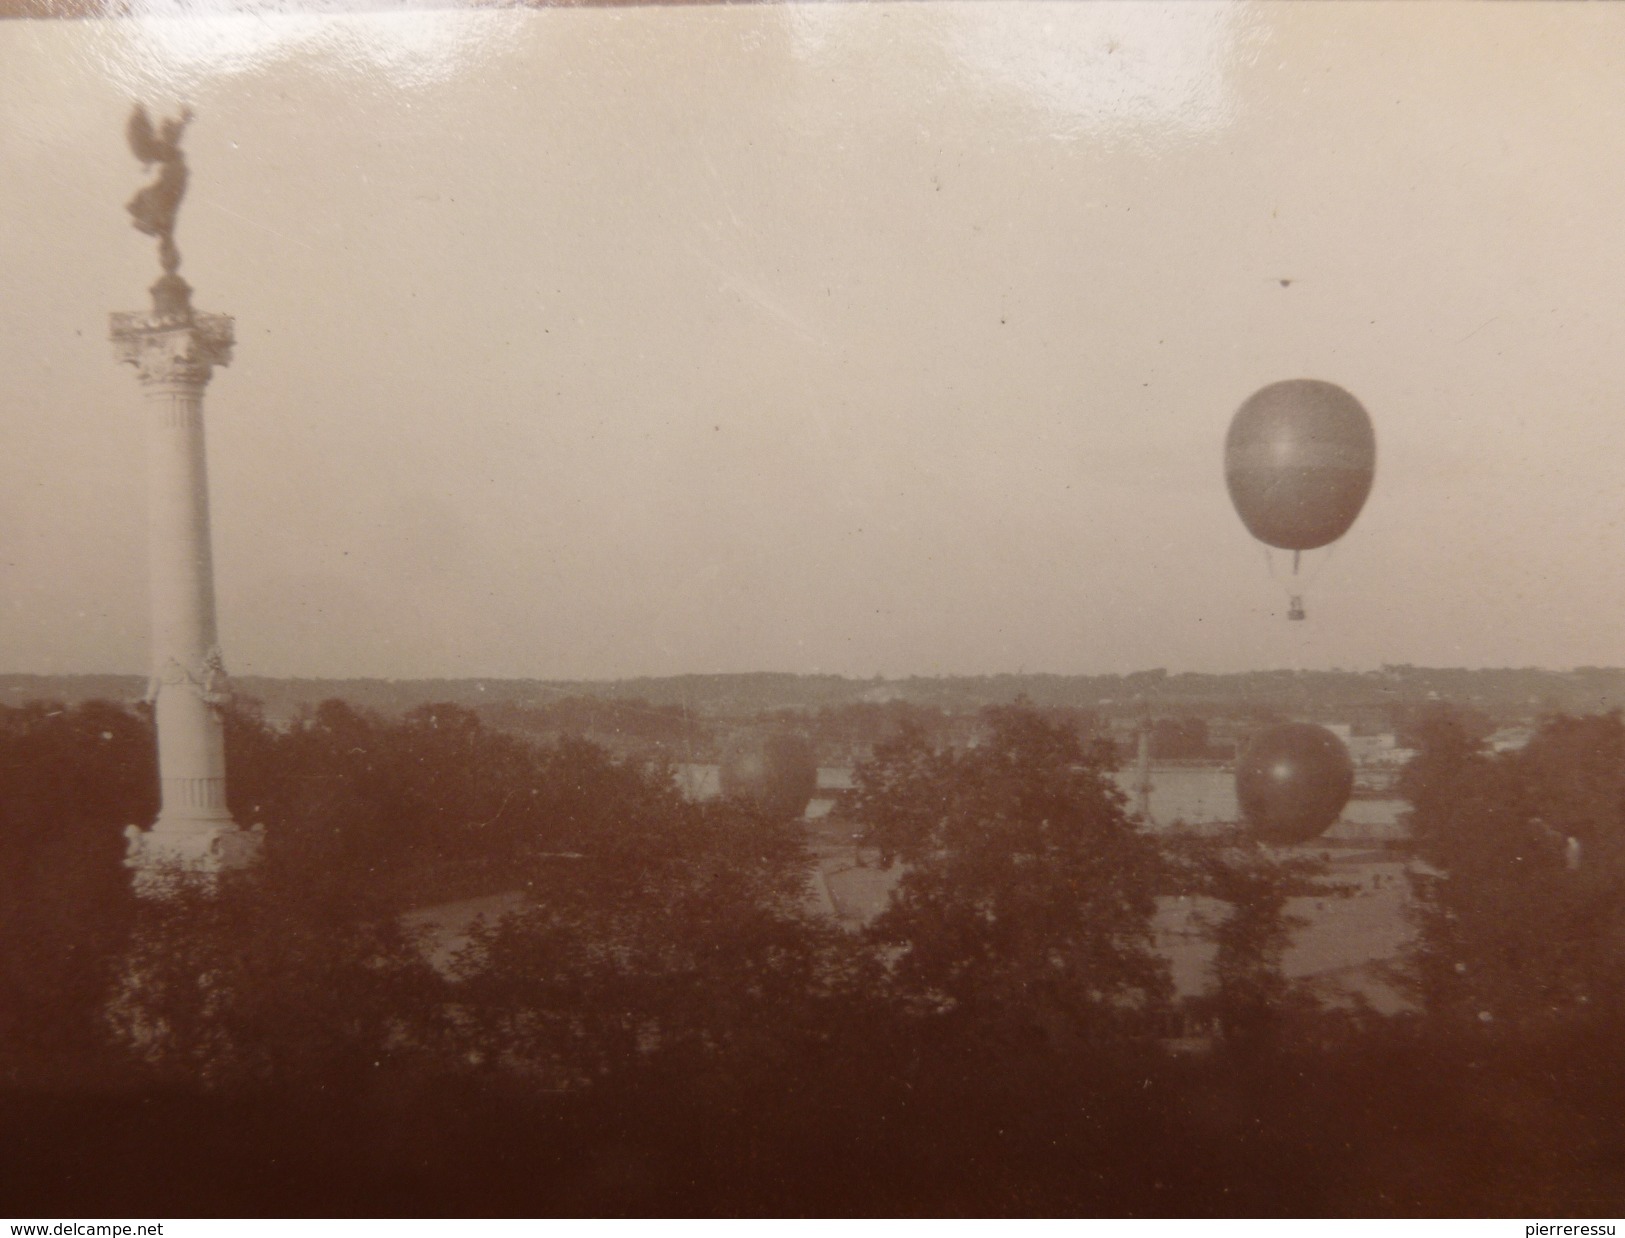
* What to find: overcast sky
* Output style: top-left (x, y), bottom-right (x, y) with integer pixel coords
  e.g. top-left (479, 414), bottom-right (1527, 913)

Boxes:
top-left (2, 2), bottom-right (1624, 681)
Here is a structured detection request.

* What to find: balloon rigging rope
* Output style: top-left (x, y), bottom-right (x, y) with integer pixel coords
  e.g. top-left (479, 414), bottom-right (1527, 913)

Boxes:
top-left (1261, 542), bottom-right (1337, 589)
top-left (1305, 541), bottom-right (1336, 586)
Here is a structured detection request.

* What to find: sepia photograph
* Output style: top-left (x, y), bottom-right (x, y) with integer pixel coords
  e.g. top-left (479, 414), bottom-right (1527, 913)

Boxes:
top-left (3, 0), bottom-right (1625, 1220)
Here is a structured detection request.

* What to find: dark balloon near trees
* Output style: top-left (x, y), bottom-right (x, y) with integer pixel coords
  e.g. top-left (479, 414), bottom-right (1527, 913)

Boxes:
top-left (1224, 379), bottom-right (1376, 552)
top-left (719, 732), bottom-right (819, 820)
top-left (1235, 722), bottom-right (1354, 844)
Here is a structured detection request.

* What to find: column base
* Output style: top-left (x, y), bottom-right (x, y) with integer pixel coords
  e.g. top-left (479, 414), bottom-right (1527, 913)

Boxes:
top-left (124, 821), bottom-right (264, 896)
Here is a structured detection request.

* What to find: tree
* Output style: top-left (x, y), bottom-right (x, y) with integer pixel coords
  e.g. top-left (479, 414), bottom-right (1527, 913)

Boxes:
top-left (116, 708), bottom-right (738, 1093)
top-left (112, 864), bottom-right (447, 1094)
top-left (1166, 838), bottom-right (1327, 1049)
top-left (223, 700), bottom-right (675, 909)
top-left (719, 731), bottom-right (819, 820)
top-left (444, 757), bottom-right (869, 1095)
top-left (1391, 698), bottom-right (1493, 757)
top-left (850, 705), bottom-right (1170, 1056)
top-left (0, 700), bottom-right (147, 1081)
top-left (222, 698), bottom-right (404, 910)
top-left (1403, 708), bottom-right (1625, 1036)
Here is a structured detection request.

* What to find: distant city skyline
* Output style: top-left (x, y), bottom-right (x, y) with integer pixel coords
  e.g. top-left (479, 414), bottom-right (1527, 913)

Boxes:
top-left (4, 2), bottom-right (1624, 680)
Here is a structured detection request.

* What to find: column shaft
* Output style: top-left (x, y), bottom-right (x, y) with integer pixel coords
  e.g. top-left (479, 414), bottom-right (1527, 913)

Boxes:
top-left (144, 379), bottom-right (231, 829)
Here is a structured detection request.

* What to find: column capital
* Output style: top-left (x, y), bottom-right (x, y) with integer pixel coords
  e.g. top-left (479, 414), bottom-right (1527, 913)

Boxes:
top-left (111, 305), bottom-right (234, 388)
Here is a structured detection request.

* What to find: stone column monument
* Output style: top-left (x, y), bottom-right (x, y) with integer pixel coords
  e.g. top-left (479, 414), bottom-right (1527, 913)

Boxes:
top-left (111, 106), bottom-right (261, 890)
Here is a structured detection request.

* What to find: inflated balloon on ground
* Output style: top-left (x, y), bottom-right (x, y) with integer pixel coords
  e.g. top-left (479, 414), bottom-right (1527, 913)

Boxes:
top-left (1234, 722), bottom-right (1354, 844)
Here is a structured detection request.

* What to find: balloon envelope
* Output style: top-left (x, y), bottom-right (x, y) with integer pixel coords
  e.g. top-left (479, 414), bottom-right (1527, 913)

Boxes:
top-left (1225, 380), bottom-right (1376, 552)
top-left (1235, 722), bottom-right (1354, 844)
top-left (719, 732), bottom-right (818, 820)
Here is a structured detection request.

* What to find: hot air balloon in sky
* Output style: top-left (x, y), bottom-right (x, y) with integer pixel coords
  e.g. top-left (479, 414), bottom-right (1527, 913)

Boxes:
top-left (1234, 722), bottom-right (1354, 844)
top-left (1224, 379), bottom-right (1376, 620)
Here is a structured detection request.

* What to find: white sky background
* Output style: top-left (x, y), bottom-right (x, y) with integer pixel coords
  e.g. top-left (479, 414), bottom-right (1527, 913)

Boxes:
top-left (2, 2), bottom-right (1624, 680)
